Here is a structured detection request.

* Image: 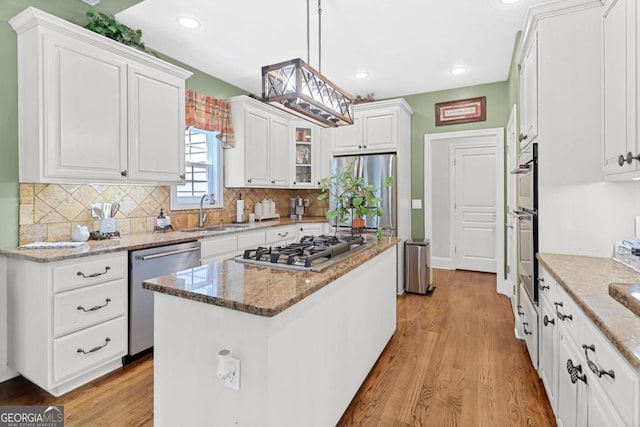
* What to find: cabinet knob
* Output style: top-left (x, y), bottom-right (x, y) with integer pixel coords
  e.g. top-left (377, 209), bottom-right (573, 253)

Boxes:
top-left (358, 145), bottom-right (362, 149)
top-left (363, 145), bottom-right (367, 149)
top-left (179, 173), bottom-right (185, 179)
top-left (272, 180), bottom-right (276, 184)
top-left (540, 284), bottom-right (550, 291)
top-left (247, 178), bottom-right (252, 183)
top-left (518, 134), bottom-right (528, 142)
top-left (566, 359), bottom-right (587, 384)
top-left (523, 322), bottom-right (532, 335)
top-left (120, 170), bottom-right (127, 177)
top-left (293, 181), bottom-right (296, 185)
top-left (543, 315), bottom-right (555, 326)
top-left (619, 152), bottom-right (640, 167)
top-left (517, 305), bottom-right (524, 316)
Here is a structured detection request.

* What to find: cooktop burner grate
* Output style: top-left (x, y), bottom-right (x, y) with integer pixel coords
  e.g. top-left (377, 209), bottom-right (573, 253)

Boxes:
top-left (236, 234), bottom-right (367, 271)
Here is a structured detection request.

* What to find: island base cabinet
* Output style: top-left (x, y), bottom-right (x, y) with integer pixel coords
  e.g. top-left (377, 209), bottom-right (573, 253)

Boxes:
top-left (153, 246), bottom-right (397, 427)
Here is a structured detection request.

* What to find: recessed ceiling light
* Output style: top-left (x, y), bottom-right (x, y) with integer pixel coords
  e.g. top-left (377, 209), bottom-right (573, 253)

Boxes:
top-left (177, 16), bottom-right (200, 29)
top-left (354, 72), bottom-right (369, 79)
top-left (450, 67), bottom-right (467, 75)
top-left (500, 0), bottom-right (521, 4)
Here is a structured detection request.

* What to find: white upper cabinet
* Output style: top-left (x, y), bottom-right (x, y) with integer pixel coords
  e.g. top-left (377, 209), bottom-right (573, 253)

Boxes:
top-left (602, 0), bottom-right (639, 178)
top-left (9, 7), bottom-right (191, 185)
top-left (519, 29), bottom-right (538, 148)
top-left (332, 100), bottom-right (411, 155)
top-left (225, 96), bottom-right (291, 188)
top-left (127, 64), bottom-right (186, 182)
top-left (291, 122), bottom-right (318, 188)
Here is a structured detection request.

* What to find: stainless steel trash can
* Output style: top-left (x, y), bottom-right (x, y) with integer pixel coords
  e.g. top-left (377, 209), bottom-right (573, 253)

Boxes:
top-left (405, 240), bottom-right (433, 294)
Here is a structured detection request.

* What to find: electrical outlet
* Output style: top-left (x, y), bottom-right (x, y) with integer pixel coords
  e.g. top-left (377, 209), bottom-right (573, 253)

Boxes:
top-left (224, 357), bottom-right (240, 391)
top-left (411, 199), bottom-right (422, 209)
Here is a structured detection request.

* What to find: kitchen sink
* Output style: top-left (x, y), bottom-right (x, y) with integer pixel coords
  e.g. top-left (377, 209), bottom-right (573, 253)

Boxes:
top-left (179, 224), bottom-right (250, 233)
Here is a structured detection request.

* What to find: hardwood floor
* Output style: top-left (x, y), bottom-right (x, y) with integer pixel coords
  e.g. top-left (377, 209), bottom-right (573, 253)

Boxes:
top-left (337, 269), bottom-right (555, 426)
top-left (0, 269), bottom-right (555, 426)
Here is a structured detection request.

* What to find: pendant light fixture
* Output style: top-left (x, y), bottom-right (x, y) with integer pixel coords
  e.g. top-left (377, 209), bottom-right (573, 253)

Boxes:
top-left (262, 0), bottom-right (354, 128)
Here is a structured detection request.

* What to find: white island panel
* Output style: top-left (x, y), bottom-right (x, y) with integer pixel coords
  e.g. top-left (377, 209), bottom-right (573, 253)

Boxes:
top-left (153, 246), bottom-right (397, 427)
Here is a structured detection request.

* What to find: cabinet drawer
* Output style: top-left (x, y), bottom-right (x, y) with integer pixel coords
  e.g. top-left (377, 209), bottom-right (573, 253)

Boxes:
top-left (555, 285), bottom-right (583, 344)
top-left (582, 318), bottom-right (638, 426)
top-left (200, 235), bottom-right (237, 259)
top-left (53, 252), bottom-right (127, 292)
top-left (265, 226), bottom-right (297, 245)
top-left (53, 316), bottom-right (126, 383)
top-left (237, 230), bottom-right (266, 250)
top-left (538, 267), bottom-right (557, 306)
top-left (54, 280), bottom-right (127, 337)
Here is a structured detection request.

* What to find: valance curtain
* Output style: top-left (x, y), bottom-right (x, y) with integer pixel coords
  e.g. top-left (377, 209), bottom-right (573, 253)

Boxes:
top-left (185, 89), bottom-right (235, 148)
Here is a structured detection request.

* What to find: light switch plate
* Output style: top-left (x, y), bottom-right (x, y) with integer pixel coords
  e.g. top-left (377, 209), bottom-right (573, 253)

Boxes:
top-left (411, 199), bottom-right (422, 209)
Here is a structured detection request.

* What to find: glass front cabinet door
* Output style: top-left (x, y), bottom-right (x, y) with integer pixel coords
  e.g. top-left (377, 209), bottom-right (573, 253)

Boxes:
top-left (292, 123), bottom-right (316, 188)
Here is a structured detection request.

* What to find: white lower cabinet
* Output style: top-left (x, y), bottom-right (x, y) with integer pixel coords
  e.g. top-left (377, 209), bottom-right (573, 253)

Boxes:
top-left (297, 222), bottom-right (328, 239)
top-left (539, 296), bottom-right (558, 412)
top-left (200, 234), bottom-right (238, 264)
top-left (6, 252), bottom-right (128, 396)
top-left (265, 225), bottom-right (297, 246)
top-left (518, 283), bottom-right (538, 369)
top-left (200, 225), bottom-right (299, 265)
top-left (557, 325), bottom-right (588, 427)
top-left (538, 267), bottom-right (639, 426)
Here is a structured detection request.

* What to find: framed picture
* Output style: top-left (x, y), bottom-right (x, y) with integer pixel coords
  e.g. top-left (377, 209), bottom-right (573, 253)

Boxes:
top-left (435, 96), bottom-right (486, 126)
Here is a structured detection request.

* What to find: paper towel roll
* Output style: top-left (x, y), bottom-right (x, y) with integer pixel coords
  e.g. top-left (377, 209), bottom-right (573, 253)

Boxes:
top-left (236, 199), bottom-right (244, 223)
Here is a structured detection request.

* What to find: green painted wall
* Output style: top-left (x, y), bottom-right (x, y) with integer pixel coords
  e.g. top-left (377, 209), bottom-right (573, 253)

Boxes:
top-left (0, 0), bottom-right (245, 247)
top-left (404, 81), bottom-right (511, 240)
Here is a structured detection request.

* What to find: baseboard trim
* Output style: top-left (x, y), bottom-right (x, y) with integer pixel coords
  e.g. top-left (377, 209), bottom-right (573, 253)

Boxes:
top-left (432, 256), bottom-right (453, 270)
top-left (0, 365), bottom-right (17, 383)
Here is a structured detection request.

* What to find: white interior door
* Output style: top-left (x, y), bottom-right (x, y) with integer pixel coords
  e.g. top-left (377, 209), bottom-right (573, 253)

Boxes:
top-left (453, 146), bottom-right (497, 273)
top-left (506, 106), bottom-right (518, 297)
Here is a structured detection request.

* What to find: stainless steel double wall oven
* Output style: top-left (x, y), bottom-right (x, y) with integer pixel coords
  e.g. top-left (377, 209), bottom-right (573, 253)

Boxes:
top-left (512, 142), bottom-right (538, 303)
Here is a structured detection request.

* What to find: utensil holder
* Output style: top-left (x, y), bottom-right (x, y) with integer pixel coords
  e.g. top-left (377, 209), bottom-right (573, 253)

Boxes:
top-left (99, 218), bottom-right (116, 234)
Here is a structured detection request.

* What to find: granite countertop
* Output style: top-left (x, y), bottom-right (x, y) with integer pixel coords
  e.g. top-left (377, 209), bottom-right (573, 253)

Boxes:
top-left (142, 237), bottom-right (399, 317)
top-left (537, 253), bottom-right (640, 371)
top-left (1, 216), bottom-right (329, 262)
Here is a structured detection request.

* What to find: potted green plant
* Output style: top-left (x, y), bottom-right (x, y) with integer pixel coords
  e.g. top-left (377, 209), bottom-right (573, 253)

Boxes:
top-left (84, 9), bottom-right (149, 53)
top-left (318, 162), bottom-right (392, 239)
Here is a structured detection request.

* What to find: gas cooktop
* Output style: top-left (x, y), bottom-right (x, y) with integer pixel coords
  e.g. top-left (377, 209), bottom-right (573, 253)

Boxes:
top-left (234, 234), bottom-right (369, 272)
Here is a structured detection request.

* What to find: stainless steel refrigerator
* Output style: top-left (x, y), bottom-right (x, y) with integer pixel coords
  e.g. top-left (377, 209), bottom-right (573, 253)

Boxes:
top-left (331, 154), bottom-right (397, 233)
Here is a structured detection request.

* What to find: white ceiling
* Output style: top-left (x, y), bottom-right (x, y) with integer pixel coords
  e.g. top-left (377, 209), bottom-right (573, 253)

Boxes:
top-left (116, 0), bottom-right (547, 100)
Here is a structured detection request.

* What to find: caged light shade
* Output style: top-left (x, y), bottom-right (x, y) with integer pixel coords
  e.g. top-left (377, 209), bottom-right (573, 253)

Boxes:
top-left (262, 58), bottom-right (354, 128)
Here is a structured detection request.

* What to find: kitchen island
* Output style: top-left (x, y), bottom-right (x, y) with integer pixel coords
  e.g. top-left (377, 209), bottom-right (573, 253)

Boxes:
top-left (143, 237), bottom-right (398, 427)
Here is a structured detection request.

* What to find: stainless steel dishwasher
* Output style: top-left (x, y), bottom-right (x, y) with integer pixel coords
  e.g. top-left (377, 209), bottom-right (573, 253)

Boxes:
top-left (127, 241), bottom-right (201, 361)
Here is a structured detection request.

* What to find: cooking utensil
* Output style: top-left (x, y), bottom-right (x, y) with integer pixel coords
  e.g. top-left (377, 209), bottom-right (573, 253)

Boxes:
top-left (102, 203), bottom-right (112, 219)
top-left (111, 202), bottom-right (120, 218)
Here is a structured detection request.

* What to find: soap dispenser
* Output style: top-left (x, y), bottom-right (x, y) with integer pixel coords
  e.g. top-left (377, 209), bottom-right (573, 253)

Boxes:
top-left (156, 209), bottom-right (166, 228)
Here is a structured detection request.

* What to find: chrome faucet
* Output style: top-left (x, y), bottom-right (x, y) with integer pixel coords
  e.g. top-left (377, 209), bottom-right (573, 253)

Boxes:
top-left (199, 193), bottom-right (215, 227)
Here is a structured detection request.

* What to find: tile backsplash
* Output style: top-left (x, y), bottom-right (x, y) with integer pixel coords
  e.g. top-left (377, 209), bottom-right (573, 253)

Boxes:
top-left (18, 184), bottom-right (328, 245)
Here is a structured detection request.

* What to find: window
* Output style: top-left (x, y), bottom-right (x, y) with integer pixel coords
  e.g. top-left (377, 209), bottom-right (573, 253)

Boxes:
top-left (170, 126), bottom-right (223, 210)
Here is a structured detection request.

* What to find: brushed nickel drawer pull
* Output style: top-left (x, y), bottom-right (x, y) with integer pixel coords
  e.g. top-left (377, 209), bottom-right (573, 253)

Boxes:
top-left (582, 344), bottom-right (615, 380)
top-left (77, 337), bottom-right (111, 355)
top-left (77, 298), bottom-right (111, 312)
top-left (77, 266), bottom-right (111, 278)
